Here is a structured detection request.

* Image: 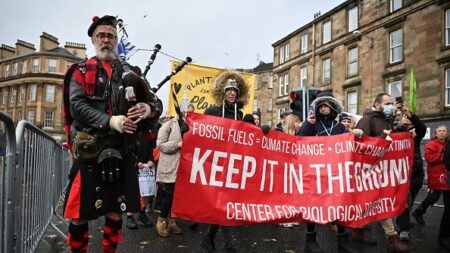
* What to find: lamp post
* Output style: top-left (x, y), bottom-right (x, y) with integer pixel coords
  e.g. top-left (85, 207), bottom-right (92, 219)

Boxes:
top-left (353, 30), bottom-right (373, 48)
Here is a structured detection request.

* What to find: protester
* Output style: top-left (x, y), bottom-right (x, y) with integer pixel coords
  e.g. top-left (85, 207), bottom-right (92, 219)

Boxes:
top-left (204, 70), bottom-right (249, 120)
top-left (201, 70), bottom-right (250, 253)
top-left (415, 125), bottom-right (450, 250)
top-left (243, 114), bottom-right (256, 125)
top-left (253, 112), bottom-right (261, 127)
top-left (339, 113), bottom-right (353, 131)
top-left (413, 125), bottom-right (449, 225)
top-left (283, 114), bottom-right (301, 135)
top-left (299, 92), bottom-right (359, 253)
top-left (355, 93), bottom-right (414, 253)
top-left (280, 114), bottom-right (301, 228)
top-left (154, 115), bottom-right (184, 237)
top-left (276, 111), bottom-right (291, 132)
top-left (126, 130), bottom-right (158, 229)
top-left (441, 126), bottom-right (450, 251)
top-left (62, 15), bottom-right (162, 253)
top-left (394, 107), bottom-right (426, 241)
top-left (326, 112), bottom-right (355, 233)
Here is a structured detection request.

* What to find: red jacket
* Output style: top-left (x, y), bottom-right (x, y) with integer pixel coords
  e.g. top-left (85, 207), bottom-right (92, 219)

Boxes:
top-left (425, 138), bottom-right (450, 190)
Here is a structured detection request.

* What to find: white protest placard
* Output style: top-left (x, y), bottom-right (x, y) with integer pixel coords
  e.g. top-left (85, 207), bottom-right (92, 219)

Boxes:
top-left (139, 165), bottom-right (156, 197)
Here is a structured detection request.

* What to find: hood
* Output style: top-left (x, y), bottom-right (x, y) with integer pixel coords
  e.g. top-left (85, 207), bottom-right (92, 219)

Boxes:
top-left (210, 70), bottom-right (250, 106)
top-left (362, 108), bottom-right (384, 118)
top-left (310, 95), bottom-right (343, 115)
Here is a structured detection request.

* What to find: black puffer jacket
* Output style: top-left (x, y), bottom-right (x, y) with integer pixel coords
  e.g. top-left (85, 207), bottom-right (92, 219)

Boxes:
top-left (204, 101), bottom-right (244, 120)
top-left (299, 94), bottom-right (346, 136)
top-left (395, 114), bottom-right (427, 178)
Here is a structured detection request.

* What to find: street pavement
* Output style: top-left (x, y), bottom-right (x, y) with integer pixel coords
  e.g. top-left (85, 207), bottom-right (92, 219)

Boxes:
top-left (37, 188), bottom-right (447, 253)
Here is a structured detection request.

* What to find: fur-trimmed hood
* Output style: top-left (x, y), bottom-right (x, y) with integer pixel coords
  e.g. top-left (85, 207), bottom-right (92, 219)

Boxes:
top-left (210, 70), bottom-right (250, 106)
top-left (310, 95), bottom-right (343, 115)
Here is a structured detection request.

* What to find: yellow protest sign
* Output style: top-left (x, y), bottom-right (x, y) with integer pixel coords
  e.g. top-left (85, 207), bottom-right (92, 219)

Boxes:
top-left (166, 61), bottom-right (255, 117)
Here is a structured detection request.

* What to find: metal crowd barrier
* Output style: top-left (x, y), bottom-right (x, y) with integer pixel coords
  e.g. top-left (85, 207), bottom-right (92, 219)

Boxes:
top-left (1, 119), bottom-right (71, 253)
top-left (1, 112), bottom-right (17, 253)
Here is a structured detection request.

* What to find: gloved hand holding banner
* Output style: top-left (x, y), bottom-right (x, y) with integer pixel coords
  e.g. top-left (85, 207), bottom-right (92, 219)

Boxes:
top-left (172, 113), bottom-right (413, 228)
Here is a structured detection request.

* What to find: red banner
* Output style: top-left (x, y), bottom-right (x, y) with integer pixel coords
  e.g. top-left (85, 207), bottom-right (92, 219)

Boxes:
top-left (172, 113), bottom-right (414, 227)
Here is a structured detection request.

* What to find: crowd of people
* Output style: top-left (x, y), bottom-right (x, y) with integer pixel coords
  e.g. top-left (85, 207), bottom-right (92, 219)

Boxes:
top-left (63, 14), bottom-right (450, 253)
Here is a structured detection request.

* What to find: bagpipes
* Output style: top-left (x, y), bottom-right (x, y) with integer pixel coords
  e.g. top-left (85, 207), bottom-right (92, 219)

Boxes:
top-left (114, 19), bottom-right (193, 145)
top-left (115, 46), bottom-right (192, 121)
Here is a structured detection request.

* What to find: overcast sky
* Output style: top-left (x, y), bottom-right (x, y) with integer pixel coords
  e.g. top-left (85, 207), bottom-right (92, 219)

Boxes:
top-left (0, 0), bottom-right (344, 110)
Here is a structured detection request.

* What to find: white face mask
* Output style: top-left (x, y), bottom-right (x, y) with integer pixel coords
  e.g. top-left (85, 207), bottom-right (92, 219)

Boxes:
top-left (382, 104), bottom-right (394, 117)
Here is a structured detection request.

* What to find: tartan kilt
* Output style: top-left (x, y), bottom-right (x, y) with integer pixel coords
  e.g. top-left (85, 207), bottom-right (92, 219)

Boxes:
top-left (63, 155), bottom-right (141, 220)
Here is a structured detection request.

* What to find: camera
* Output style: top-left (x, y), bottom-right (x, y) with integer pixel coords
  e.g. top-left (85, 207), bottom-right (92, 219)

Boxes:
top-left (395, 96), bottom-right (403, 109)
top-left (309, 104), bottom-right (316, 117)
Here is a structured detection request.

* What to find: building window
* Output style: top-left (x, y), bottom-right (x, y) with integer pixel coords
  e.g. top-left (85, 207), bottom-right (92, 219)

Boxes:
top-left (44, 111), bottom-right (53, 128)
top-left (22, 60), bottom-right (27, 74)
top-left (29, 84), bottom-right (37, 101)
top-left (48, 59), bottom-right (57, 73)
top-left (446, 9), bottom-right (450, 46)
top-left (348, 6), bottom-right (358, 32)
top-left (279, 44), bottom-right (290, 64)
top-left (278, 73), bottom-right (289, 97)
top-left (301, 34), bottom-right (309, 54)
top-left (268, 98), bottom-right (273, 112)
top-left (446, 68), bottom-right (450, 106)
top-left (5, 65), bottom-right (10, 77)
top-left (253, 99), bottom-right (258, 112)
top-left (18, 110), bottom-right (23, 121)
top-left (13, 62), bottom-right (18, 76)
top-left (388, 80), bottom-right (402, 99)
top-left (390, 0), bottom-right (402, 13)
top-left (268, 76), bottom-right (273, 89)
top-left (28, 110), bottom-right (35, 125)
top-left (45, 84), bottom-right (55, 102)
top-left (323, 20), bottom-right (331, 44)
top-left (10, 87), bottom-right (16, 104)
top-left (0, 89), bottom-right (2, 105)
top-left (347, 90), bottom-right (358, 114)
top-left (300, 67), bottom-right (308, 87)
top-left (348, 47), bottom-right (358, 76)
top-left (32, 58), bottom-right (40, 73)
top-left (19, 86), bottom-right (25, 103)
top-left (283, 73), bottom-right (289, 95)
top-left (390, 29), bottom-right (403, 63)
top-left (2, 88), bottom-right (8, 105)
top-left (322, 58), bottom-right (331, 84)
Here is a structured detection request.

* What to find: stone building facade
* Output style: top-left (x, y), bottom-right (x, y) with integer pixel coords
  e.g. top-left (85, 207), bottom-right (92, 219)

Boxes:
top-left (0, 32), bottom-right (85, 140)
top-left (272, 0), bottom-right (450, 130)
top-left (251, 61), bottom-right (274, 127)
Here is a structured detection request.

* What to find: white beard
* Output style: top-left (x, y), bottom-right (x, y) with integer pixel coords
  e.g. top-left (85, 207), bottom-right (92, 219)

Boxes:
top-left (95, 44), bottom-right (116, 61)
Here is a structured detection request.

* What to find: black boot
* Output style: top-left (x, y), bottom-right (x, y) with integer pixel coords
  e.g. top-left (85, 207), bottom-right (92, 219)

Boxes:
top-left (337, 232), bottom-right (358, 253)
top-left (304, 231), bottom-right (323, 253)
top-left (200, 237), bottom-right (215, 253)
top-left (438, 237), bottom-right (450, 251)
top-left (200, 225), bottom-right (218, 253)
top-left (412, 209), bottom-right (425, 225)
top-left (138, 211), bottom-right (153, 227)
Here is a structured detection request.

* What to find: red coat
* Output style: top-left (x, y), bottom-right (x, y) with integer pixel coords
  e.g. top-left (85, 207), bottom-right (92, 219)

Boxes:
top-left (425, 138), bottom-right (450, 190)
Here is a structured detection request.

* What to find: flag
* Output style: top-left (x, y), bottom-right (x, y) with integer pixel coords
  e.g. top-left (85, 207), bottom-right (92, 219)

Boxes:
top-left (166, 61), bottom-right (256, 117)
top-left (409, 65), bottom-right (416, 113)
top-left (117, 29), bottom-right (137, 60)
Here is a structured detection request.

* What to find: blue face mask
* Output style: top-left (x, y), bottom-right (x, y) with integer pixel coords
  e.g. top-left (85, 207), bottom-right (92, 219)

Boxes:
top-left (382, 104), bottom-right (394, 117)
